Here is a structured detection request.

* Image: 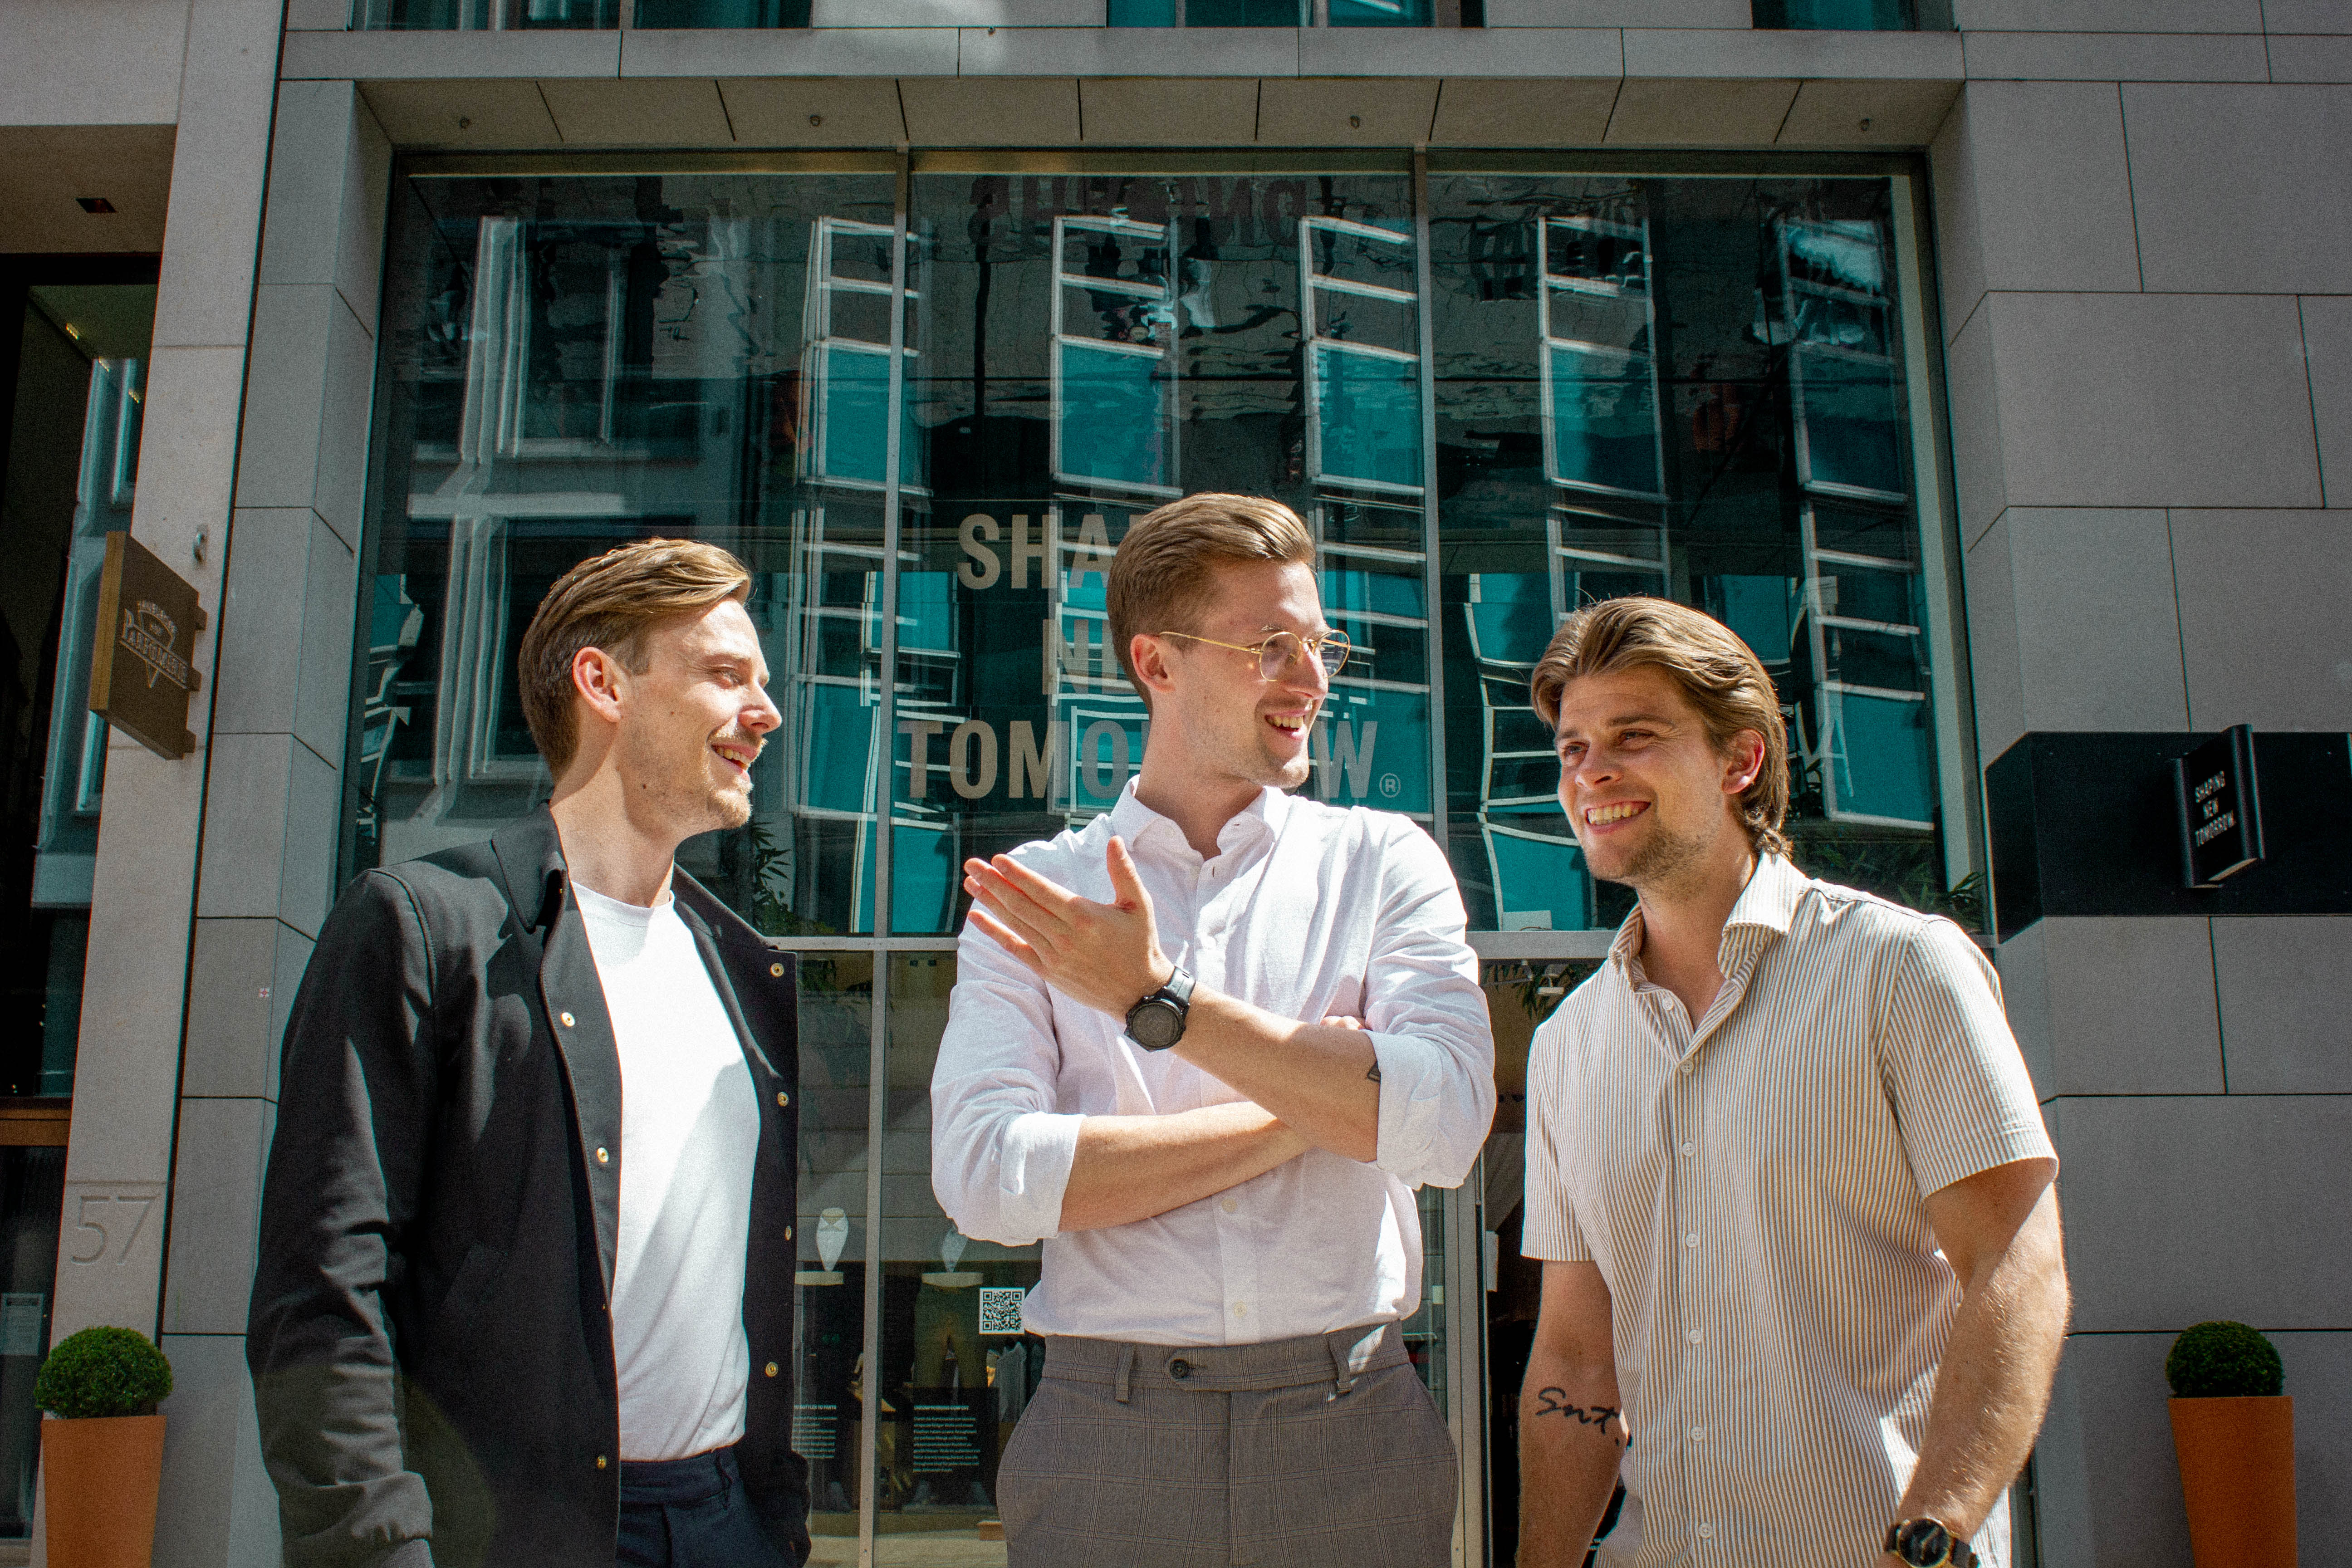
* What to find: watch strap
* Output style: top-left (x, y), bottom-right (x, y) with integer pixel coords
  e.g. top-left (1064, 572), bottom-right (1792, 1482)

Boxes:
top-left (1124, 964), bottom-right (1194, 1051)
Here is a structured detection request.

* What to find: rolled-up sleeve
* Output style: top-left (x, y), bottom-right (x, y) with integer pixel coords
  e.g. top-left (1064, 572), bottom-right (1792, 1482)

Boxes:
top-left (1363, 820), bottom-right (1497, 1189)
top-left (930, 920), bottom-right (1085, 1245)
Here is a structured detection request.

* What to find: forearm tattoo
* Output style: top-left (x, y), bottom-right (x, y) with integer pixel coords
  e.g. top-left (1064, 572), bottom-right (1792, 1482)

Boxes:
top-left (1530, 1388), bottom-right (1626, 1443)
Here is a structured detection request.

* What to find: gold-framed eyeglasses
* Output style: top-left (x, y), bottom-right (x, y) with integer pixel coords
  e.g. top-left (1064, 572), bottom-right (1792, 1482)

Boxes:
top-left (1156, 629), bottom-right (1352, 682)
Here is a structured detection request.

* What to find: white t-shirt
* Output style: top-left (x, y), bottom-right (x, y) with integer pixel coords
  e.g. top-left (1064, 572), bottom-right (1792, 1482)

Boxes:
top-left (574, 881), bottom-right (762, 1463)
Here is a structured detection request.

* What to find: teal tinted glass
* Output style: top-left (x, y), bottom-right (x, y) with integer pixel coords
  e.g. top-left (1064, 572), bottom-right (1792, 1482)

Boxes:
top-left (344, 164), bottom-right (1961, 948)
top-left (344, 173), bottom-right (898, 936)
top-left (1753, 0), bottom-right (1913, 24)
top-left (1432, 172), bottom-right (1965, 932)
top-left (1055, 343), bottom-right (1168, 490)
top-left (881, 169), bottom-right (1427, 933)
top-left (1312, 344), bottom-right (1424, 491)
top-left (1330, 0), bottom-right (1432, 24)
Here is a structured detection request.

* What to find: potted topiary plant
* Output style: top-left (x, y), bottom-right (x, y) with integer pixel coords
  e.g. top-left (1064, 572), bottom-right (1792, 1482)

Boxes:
top-left (35, 1325), bottom-right (173, 1568)
top-left (2166, 1320), bottom-right (2295, 1568)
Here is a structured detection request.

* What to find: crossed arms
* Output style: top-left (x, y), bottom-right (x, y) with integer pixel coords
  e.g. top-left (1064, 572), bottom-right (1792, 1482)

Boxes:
top-left (930, 829), bottom-right (1494, 1243)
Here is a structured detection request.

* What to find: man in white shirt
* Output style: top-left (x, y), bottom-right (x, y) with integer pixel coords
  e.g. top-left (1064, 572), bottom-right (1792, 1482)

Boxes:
top-left (1514, 596), bottom-right (2069, 1568)
top-left (251, 538), bottom-right (808, 1568)
top-left (931, 493), bottom-right (1495, 1568)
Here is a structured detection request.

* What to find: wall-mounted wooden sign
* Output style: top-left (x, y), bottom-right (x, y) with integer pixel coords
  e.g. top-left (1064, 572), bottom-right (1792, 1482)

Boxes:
top-left (2173, 724), bottom-right (2264, 889)
top-left (88, 531), bottom-right (206, 760)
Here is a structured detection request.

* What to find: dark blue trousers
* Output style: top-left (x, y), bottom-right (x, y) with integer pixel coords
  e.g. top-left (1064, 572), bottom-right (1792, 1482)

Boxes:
top-left (617, 1446), bottom-right (796, 1568)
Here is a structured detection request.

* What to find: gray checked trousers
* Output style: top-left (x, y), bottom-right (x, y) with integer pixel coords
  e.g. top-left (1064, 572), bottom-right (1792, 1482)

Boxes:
top-left (996, 1323), bottom-right (1458, 1568)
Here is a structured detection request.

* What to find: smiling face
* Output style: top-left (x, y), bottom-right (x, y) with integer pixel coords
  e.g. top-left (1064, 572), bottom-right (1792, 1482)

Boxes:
top-left (597, 597), bottom-right (780, 837)
top-left (1552, 662), bottom-right (1765, 897)
top-left (1142, 557), bottom-right (1331, 794)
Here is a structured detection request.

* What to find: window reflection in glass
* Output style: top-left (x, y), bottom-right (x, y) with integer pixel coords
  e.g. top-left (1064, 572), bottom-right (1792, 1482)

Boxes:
top-left (348, 174), bottom-right (898, 938)
top-left (1432, 173), bottom-right (1955, 933)
top-left (886, 172), bottom-right (1429, 935)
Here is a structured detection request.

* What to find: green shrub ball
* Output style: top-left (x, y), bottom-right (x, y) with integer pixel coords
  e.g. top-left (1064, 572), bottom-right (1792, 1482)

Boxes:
top-left (2166, 1320), bottom-right (2284, 1399)
top-left (33, 1326), bottom-right (174, 1420)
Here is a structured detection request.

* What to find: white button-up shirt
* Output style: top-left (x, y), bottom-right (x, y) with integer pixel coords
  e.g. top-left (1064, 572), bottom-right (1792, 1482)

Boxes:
top-left (931, 780), bottom-right (1495, 1346)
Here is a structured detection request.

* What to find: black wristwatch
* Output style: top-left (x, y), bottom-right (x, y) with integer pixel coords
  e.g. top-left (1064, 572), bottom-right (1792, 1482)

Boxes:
top-left (1886, 1519), bottom-right (1974, 1568)
top-left (1124, 965), bottom-right (1195, 1052)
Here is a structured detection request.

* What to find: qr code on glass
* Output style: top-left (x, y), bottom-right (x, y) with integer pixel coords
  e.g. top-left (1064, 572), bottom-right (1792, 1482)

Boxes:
top-left (979, 1287), bottom-right (1026, 1337)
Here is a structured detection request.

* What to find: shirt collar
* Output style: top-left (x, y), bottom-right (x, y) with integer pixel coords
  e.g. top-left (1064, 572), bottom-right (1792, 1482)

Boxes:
top-left (1106, 777), bottom-right (1290, 860)
top-left (1608, 852), bottom-right (1809, 978)
top-left (1725, 853), bottom-right (1809, 936)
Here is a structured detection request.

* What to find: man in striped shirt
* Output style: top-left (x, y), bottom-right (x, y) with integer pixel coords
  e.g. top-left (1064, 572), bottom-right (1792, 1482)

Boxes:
top-left (1516, 597), bottom-right (2068, 1568)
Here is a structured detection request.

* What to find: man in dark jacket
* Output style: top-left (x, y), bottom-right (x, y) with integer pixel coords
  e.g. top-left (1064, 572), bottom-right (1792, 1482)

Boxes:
top-left (249, 538), bottom-right (808, 1568)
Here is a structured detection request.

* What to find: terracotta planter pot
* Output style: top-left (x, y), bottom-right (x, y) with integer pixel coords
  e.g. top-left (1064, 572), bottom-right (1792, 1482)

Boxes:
top-left (43, 1412), bottom-right (166, 1568)
top-left (2170, 1395), bottom-right (2296, 1568)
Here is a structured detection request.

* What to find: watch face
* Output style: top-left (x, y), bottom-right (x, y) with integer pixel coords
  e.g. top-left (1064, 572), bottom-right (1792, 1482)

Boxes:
top-left (1893, 1520), bottom-right (1951, 1566)
top-left (1128, 1000), bottom-right (1183, 1051)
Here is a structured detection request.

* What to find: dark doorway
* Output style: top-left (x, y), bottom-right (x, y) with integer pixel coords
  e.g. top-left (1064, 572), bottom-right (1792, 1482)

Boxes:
top-left (0, 256), bottom-right (157, 1105)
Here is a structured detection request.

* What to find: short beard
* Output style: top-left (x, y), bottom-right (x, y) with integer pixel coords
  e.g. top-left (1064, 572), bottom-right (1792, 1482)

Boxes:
top-left (710, 785), bottom-right (754, 831)
top-left (1592, 817), bottom-right (1715, 902)
top-left (1263, 746), bottom-right (1313, 790)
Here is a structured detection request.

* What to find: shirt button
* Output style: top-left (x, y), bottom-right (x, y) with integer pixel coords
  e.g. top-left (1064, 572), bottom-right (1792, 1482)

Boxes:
top-left (784, 1226), bottom-right (793, 1241)
top-left (1687, 1426), bottom-right (1705, 1444)
top-left (1680, 1142), bottom-right (1695, 1157)
top-left (1695, 1523), bottom-right (1715, 1539)
top-left (1686, 1328), bottom-right (1703, 1345)
top-left (777, 1091), bottom-right (790, 1107)
top-left (1682, 1232), bottom-right (1699, 1248)
top-left (1233, 1303), bottom-right (1247, 1318)
top-left (765, 1362), bottom-right (780, 1378)
top-left (1221, 1198), bottom-right (1237, 1214)
top-left (1168, 1358), bottom-right (1192, 1380)
top-left (596, 1147), bottom-right (611, 1165)
top-left (770, 962), bottom-right (786, 978)
top-left (595, 1455), bottom-right (609, 1470)
top-left (560, 1011), bottom-right (576, 1029)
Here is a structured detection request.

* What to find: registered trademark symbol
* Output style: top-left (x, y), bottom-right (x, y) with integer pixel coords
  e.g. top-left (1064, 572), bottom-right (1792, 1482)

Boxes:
top-left (1379, 774), bottom-right (1401, 799)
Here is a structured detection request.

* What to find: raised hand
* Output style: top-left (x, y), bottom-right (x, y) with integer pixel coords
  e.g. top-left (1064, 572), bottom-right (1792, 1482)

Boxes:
top-left (963, 837), bottom-right (1175, 1019)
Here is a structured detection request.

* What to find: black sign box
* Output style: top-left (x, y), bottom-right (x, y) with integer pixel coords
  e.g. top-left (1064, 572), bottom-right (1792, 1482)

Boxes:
top-left (1984, 730), bottom-right (2352, 938)
top-left (2173, 725), bottom-right (2264, 888)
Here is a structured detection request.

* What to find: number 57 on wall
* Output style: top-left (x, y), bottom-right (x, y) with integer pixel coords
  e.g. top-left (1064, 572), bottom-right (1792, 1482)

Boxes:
top-left (68, 1191), bottom-right (159, 1267)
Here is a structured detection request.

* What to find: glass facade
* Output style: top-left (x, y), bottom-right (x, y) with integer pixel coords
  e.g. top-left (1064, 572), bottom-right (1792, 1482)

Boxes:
top-left (346, 153), bottom-right (1966, 1563)
top-left (1751, 0), bottom-right (1929, 27)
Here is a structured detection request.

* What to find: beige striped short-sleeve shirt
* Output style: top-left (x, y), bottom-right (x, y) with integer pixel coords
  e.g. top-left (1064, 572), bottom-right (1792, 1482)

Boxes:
top-left (1523, 854), bottom-right (2053, 1568)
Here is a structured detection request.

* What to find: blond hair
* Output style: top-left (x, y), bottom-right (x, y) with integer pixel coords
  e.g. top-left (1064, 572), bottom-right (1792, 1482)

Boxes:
top-left (516, 537), bottom-right (752, 774)
top-left (1529, 596), bottom-right (1792, 857)
top-left (1106, 494), bottom-right (1316, 707)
